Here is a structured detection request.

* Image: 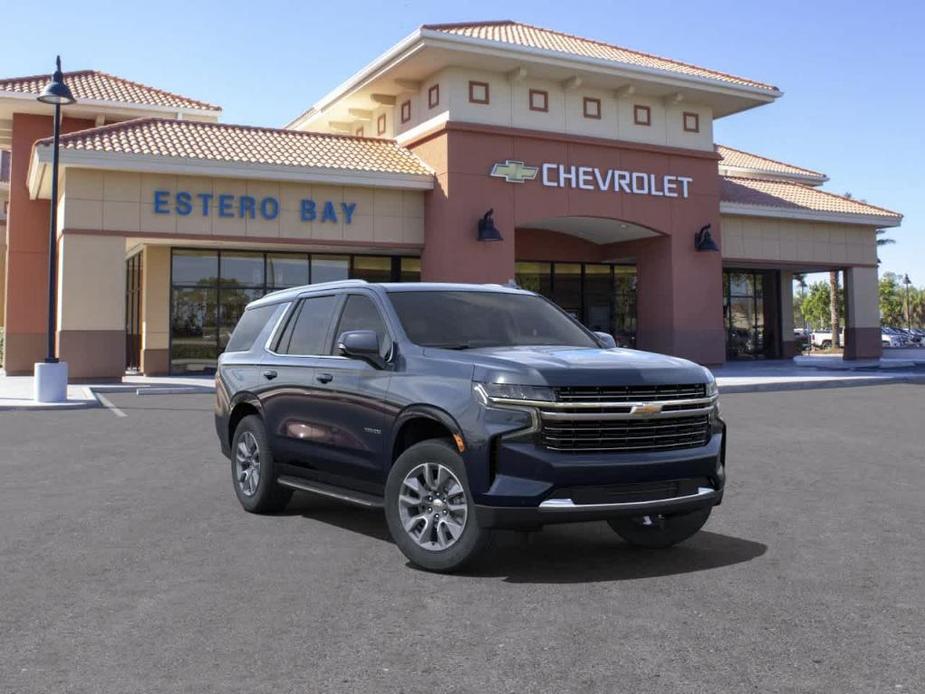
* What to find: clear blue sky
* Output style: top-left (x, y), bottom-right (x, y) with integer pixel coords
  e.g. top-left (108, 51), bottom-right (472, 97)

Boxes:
top-left (4, 0), bottom-right (922, 282)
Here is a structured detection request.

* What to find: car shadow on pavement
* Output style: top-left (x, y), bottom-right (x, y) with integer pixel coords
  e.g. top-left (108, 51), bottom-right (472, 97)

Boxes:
top-left (284, 495), bottom-right (767, 583)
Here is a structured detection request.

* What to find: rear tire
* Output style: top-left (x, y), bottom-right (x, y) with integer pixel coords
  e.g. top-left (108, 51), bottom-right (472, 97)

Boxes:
top-left (607, 507), bottom-right (712, 549)
top-left (231, 415), bottom-right (292, 514)
top-left (385, 439), bottom-right (493, 573)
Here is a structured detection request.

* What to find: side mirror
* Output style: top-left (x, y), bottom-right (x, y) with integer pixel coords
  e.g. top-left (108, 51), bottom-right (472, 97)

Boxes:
top-left (337, 330), bottom-right (384, 368)
top-left (594, 331), bottom-right (617, 349)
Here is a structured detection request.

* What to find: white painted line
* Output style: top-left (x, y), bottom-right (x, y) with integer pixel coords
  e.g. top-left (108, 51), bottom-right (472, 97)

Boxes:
top-left (95, 392), bottom-right (127, 418)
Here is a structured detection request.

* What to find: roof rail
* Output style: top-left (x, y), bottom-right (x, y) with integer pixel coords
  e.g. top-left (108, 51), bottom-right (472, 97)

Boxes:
top-left (249, 279), bottom-right (370, 308)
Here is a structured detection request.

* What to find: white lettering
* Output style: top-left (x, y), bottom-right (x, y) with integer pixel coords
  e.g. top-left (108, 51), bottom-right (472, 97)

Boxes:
top-left (542, 163), bottom-right (557, 187)
top-left (649, 173), bottom-right (664, 197)
top-left (678, 176), bottom-right (693, 198)
top-left (615, 171), bottom-right (631, 193)
top-left (577, 167), bottom-right (594, 190)
top-left (559, 165), bottom-right (577, 188)
top-left (663, 176), bottom-right (678, 198)
top-left (631, 172), bottom-right (649, 195)
top-left (594, 168), bottom-right (613, 191)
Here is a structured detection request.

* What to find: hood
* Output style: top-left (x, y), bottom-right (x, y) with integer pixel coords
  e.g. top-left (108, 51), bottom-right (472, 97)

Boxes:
top-left (427, 345), bottom-right (710, 387)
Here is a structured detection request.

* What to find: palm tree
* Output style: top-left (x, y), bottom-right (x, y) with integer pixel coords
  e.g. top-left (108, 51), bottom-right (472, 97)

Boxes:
top-left (875, 228), bottom-right (895, 264)
top-left (829, 270), bottom-right (841, 348)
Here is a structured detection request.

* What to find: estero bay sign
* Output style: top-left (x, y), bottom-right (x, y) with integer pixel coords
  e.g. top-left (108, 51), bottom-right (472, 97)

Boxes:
top-left (491, 159), bottom-right (694, 198)
top-left (152, 190), bottom-right (359, 224)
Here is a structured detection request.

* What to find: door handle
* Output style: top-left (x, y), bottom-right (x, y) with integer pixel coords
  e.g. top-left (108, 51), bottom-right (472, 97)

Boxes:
top-left (263, 369), bottom-right (278, 380)
top-left (316, 372), bottom-right (334, 384)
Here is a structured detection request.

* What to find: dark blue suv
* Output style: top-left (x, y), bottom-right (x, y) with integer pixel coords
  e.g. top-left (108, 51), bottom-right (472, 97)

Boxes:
top-left (215, 281), bottom-right (726, 572)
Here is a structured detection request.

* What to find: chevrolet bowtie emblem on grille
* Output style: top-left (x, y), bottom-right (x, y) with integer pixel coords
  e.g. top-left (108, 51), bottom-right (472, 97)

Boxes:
top-left (490, 160), bottom-right (539, 183)
top-left (630, 403), bottom-right (663, 416)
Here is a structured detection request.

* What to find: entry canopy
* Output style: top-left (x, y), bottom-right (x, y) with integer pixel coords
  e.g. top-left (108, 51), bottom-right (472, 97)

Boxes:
top-left (519, 216), bottom-right (659, 245)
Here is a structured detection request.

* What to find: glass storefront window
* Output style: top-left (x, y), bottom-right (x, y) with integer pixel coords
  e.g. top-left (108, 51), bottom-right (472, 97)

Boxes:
top-left (172, 250), bottom-right (217, 285)
top-left (170, 249), bottom-right (419, 374)
top-left (352, 256), bottom-right (392, 283)
top-left (267, 253), bottom-right (310, 288)
top-left (583, 265), bottom-right (613, 333)
top-left (220, 252), bottom-right (265, 287)
top-left (401, 257), bottom-right (421, 282)
top-left (311, 255), bottom-right (349, 284)
top-left (724, 270), bottom-right (776, 359)
top-left (515, 262), bottom-right (552, 296)
top-left (553, 263), bottom-right (582, 319)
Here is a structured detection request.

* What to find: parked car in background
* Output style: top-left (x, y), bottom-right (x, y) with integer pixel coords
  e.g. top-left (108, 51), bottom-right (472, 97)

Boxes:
top-left (882, 328), bottom-right (909, 348)
top-left (812, 330), bottom-right (844, 349)
top-left (793, 328), bottom-right (811, 351)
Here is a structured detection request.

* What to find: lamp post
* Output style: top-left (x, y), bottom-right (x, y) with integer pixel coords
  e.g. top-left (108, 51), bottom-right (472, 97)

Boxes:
top-left (33, 56), bottom-right (75, 403)
top-left (903, 274), bottom-right (912, 331)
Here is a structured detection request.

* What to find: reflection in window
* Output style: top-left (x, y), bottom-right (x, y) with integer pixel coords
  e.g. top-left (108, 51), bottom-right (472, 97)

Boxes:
top-left (352, 256), bottom-right (392, 283)
top-left (267, 254), bottom-right (309, 288)
top-left (311, 255), bottom-right (349, 284)
top-left (220, 252), bottom-right (265, 287)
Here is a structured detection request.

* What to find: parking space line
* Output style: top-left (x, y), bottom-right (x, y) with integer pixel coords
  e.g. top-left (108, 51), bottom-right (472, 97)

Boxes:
top-left (95, 392), bottom-right (127, 418)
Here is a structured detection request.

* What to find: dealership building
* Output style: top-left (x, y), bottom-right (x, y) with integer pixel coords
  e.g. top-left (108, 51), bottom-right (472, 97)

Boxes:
top-left (0, 21), bottom-right (902, 378)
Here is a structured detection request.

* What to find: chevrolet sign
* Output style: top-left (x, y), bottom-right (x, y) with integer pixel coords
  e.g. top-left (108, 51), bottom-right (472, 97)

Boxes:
top-left (490, 160), bottom-right (539, 183)
top-left (490, 160), bottom-right (693, 198)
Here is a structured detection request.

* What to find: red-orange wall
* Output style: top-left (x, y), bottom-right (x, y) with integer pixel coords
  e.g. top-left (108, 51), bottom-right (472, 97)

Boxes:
top-left (3, 112), bottom-right (94, 374)
top-left (409, 122), bottom-right (726, 364)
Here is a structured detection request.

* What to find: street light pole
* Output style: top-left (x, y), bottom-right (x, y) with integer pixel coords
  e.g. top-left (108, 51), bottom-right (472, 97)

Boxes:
top-left (33, 56), bottom-right (76, 403)
top-left (903, 274), bottom-right (912, 331)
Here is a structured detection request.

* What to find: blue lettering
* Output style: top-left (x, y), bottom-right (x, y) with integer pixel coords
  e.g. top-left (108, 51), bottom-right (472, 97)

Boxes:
top-left (218, 194), bottom-right (234, 218)
top-left (153, 190), bottom-right (170, 214)
top-left (197, 193), bottom-right (213, 216)
top-left (260, 197), bottom-right (279, 220)
top-left (321, 200), bottom-right (338, 223)
top-left (340, 202), bottom-right (356, 224)
top-left (300, 199), bottom-right (316, 222)
top-left (175, 191), bottom-right (192, 216)
top-left (239, 195), bottom-right (256, 219)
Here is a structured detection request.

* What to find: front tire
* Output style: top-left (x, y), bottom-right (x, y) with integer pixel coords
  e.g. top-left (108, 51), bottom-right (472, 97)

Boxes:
top-left (385, 440), bottom-right (492, 573)
top-left (607, 507), bottom-right (712, 549)
top-left (231, 415), bottom-right (292, 514)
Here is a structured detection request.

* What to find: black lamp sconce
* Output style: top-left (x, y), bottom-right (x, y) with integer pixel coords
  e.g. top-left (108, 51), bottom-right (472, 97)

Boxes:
top-left (694, 224), bottom-right (720, 252)
top-left (477, 209), bottom-right (504, 242)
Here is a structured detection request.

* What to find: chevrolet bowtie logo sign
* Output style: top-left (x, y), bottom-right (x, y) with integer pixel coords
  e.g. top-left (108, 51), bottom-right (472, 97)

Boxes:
top-left (630, 403), bottom-right (664, 416)
top-left (490, 160), bottom-right (539, 184)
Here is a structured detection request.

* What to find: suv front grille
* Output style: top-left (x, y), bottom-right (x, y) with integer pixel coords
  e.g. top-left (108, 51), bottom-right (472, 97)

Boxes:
top-left (541, 414), bottom-right (710, 452)
top-left (538, 383), bottom-right (712, 453)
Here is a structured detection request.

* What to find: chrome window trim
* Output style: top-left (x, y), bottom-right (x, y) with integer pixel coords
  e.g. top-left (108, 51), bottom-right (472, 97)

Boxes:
top-left (539, 406), bottom-right (714, 421)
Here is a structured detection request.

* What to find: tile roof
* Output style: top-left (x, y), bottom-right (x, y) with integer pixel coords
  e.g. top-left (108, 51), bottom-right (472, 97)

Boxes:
top-left (717, 145), bottom-right (826, 181)
top-left (0, 70), bottom-right (220, 112)
top-left (423, 21), bottom-right (779, 93)
top-left (38, 118), bottom-right (433, 177)
top-left (721, 176), bottom-right (901, 222)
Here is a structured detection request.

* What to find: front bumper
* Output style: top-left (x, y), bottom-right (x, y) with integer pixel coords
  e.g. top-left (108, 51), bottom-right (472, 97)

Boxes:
top-left (472, 427), bottom-right (726, 529)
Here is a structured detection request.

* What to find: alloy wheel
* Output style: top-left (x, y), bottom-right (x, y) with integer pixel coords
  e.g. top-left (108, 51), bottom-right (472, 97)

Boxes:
top-left (235, 431), bottom-right (261, 497)
top-left (397, 462), bottom-right (468, 551)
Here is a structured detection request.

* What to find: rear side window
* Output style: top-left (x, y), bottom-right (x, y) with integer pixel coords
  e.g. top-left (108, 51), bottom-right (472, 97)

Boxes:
top-left (278, 295), bottom-right (338, 355)
top-left (225, 304), bottom-right (276, 353)
top-left (333, 294), bottom-right (392, 358)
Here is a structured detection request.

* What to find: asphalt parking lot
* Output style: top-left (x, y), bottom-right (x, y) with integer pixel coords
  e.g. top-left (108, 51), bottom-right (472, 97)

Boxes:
top-left (1, 384), bottom-right (923, 693)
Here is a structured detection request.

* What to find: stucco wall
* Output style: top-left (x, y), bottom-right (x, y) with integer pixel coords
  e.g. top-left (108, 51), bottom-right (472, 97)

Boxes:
top-left (721, 214), bottom-right (878, 266)
top-left (60, 170), bottom-right (426, 247)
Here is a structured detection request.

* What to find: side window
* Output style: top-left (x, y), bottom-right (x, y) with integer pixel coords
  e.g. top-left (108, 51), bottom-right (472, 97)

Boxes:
top-left (225, 304), bottom-right (275, 353)
top-left (279, 295), bottom-right (338, 355)
top-left (333, 294), bottom-right (392, 358)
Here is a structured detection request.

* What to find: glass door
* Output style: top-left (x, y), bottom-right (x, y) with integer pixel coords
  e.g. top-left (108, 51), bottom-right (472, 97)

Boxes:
top-left (723, 270), bottom-right (780, 359)
top-left (125, 252), bottom-right (143, 372)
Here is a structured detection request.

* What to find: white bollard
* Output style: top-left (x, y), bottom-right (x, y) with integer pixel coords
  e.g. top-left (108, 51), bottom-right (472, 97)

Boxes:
top-left (34, 361), bottom-right (69, 403)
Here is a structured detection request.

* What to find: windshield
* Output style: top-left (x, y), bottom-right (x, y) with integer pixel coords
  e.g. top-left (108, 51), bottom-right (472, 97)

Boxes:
top-left (387, 290), bottom-right (599, 349)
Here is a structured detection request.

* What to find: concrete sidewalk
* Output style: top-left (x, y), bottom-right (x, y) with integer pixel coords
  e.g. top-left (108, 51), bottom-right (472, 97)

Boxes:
top-left (0, 372), bottom-right (214, 410)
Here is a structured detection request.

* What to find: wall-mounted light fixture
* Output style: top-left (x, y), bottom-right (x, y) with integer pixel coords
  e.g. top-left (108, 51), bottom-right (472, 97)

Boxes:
top-left (694, 224), bottom-right (719, 252)
top-left (477, 209), bottom-right (503, 242)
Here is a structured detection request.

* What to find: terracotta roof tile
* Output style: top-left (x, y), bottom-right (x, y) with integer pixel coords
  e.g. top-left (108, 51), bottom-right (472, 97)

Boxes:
top-left (39, 118), bottom-right (432, 177)
top-left (717, 145), bottom-right (825, 181)
top-left (721, 176), bottom-right (900, 221)
top-left (424, 21), bottom-right (779, 92)
top-left (0, 70), bottom-right (220, 112)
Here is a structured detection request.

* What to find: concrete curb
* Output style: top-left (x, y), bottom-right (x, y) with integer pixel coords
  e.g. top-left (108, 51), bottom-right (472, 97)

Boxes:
top-left (718, 374), bottom-right (925, 394)
top-left (0, 383), bottom-right (214, 411)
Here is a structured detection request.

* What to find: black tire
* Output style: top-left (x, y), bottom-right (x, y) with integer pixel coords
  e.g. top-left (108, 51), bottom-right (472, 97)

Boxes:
top-left (231, 415), bottom-right (292, 514)
top-left (607, 507), bottom-right (712, 549)
top-left (821, 340), bottom-right (832, 350)
top-left (384, 439), bottom-right (493, 573)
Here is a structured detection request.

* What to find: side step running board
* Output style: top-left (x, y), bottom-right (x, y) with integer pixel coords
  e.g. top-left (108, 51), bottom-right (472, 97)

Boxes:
top-left (277, 476), bottom-right (384, 509)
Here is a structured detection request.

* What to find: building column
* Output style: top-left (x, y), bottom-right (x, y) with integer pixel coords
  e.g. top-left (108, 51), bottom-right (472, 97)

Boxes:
top-left (780, 271), bottom-right (800, 358)
top-left (633, 233), bottom-right (726, 365)
top-left (56, 233), bottom-right (126, 379)
top-left (844, 265), bottom-right (881, 360)
top-left (141, 245), bottom-right (171, 375)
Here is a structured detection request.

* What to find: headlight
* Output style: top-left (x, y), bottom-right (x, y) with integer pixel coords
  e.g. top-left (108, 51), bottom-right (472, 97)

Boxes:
top-left (702, 369), bottom-right (718, 397)
top-left (474, 382), bottom-right (555, 403)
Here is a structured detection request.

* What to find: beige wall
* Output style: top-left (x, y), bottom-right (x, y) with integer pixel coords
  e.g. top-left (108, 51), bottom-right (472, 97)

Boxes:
top-left (845, 265), bottom-right (880, 328)
top-left (60, 170), bottom-right (426, 246)
top-left (0, 222), bottom-right (6, 327)
top-left (56, 233), bottom-right (125, 331)
top-left (387, 67), bottom-right (714, 150)
top-left (142, 245), bottom-right (170, 353)
top-left (721, 215), bottom-right (878, 266)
